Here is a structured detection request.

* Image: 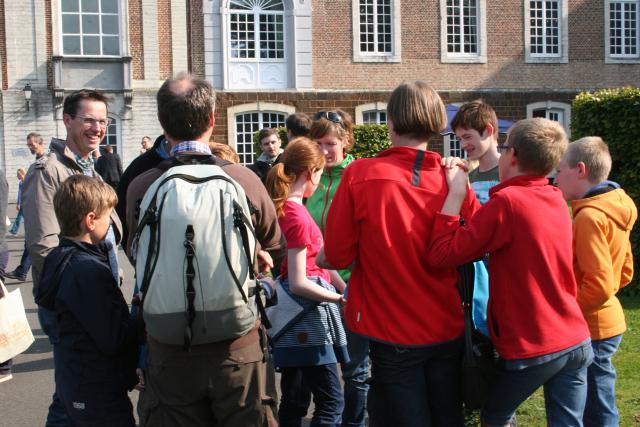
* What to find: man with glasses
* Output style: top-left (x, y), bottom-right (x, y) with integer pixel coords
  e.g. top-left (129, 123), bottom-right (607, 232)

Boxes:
top-left (22, 89), bottom-right (122, 427)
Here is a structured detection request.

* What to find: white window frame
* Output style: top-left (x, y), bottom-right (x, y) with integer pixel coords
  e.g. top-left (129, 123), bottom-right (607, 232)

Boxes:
top-left (352, 0), bottom-right (402, 62)
top-left (440, 0), bottom-right (487, 63)
top-left (100, 115), bottom-right (121, 154)
top-left (605, 0), bottom-right (640, 63)
top-left (228, 0), bottom-right (286, 62)
top-left (355, 102), bottom-right (388, 125)
top-left (226, 102), bottom-right (295, 165)
top-left (524, 0), bottom-right (569, 63)
top-left (526, 101), bottom-right (571, 137)
top-left (57, 0), bottom-right (126, 57)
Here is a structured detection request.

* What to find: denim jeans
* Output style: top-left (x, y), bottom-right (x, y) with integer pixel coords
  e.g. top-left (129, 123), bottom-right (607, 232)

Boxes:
top-left (12, 242), bottom-right (32, 276)
top-left (482, 342), bottom-right (593, 427)
top-left (9, 210), bottom-right (23, 234)
top-left (368, 339), bottom-right (464, 427)
top-left (38, 307), bottom-right (70, 427)
top-left (279, 364), bottom-right (344, 427)
top-left (584, 334), bottom-right (623, 427)
top-left (341, 329), bottom-right (369, 427)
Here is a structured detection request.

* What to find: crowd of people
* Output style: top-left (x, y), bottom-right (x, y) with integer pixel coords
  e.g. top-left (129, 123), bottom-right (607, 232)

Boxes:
top-left (0, 73), bottom-right (636, 427)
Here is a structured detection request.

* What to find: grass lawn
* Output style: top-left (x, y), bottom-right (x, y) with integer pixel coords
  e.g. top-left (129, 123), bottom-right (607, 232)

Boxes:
top-left (514, 294), bottom-right (640, 426)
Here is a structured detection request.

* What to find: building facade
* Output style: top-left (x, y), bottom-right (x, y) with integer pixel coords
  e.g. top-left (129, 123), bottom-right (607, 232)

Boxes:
top-left (1, 0), bottom-right (638, 195)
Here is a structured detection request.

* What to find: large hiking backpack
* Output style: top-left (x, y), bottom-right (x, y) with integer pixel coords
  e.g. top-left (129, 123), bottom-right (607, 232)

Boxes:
top-left (132, 157), bottom-right (263, 349)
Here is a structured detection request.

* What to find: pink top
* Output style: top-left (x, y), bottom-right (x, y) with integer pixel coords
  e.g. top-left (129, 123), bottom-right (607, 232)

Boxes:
top-left (279, 201), bottom-right (331, 282)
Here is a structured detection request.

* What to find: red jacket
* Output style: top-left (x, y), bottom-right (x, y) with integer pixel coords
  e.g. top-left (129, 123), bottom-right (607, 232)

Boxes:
top-left (428, 175), bottom-right (590, 359)
top-left (324, 147), bottom-right (480, 346)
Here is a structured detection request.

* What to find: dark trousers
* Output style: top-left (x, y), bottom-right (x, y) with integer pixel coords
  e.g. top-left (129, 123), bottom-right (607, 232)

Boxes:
top-left (368, 339), bottom-right (464, 427)
top-left (279, 364), bottom-right (344, 427)
top-left (13, 242), bottom-right (32, 276)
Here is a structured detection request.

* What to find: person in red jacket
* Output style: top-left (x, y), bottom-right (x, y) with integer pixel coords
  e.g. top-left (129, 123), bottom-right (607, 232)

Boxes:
top-left (428, 118), bottom-right (593, 427)
top-left (319, 81), bottom-right (480, 427)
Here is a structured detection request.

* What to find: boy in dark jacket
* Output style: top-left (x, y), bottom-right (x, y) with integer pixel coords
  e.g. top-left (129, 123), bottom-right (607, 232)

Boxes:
top-left (36, 175), bottom-right (139, 427)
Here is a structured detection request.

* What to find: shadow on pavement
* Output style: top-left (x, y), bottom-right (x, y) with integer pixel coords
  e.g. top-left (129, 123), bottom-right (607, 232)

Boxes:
top-left (12, 357), bottom-right (54, 373)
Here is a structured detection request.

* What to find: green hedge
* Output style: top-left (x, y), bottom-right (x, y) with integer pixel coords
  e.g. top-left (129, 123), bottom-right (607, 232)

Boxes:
top-left (253, 125), bottom-right (391, 159)
top-left (572, 87), bottom-right (640, 295)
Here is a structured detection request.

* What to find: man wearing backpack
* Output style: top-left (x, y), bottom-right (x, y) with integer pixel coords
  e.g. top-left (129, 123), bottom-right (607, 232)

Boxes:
top-left (125, 73), bottom-right (284, 427)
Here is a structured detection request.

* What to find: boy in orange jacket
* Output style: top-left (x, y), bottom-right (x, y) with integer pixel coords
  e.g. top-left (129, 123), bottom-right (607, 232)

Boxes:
top-left (555, 136), bottom-right (637, 427)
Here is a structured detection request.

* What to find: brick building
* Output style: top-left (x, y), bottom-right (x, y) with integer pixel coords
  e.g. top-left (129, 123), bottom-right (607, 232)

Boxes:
top-left (0, 0), bottom-right (638, 195)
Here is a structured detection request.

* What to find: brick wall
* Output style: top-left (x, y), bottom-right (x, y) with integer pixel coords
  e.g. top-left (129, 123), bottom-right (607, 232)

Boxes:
top-left (190, 0), bottom-right (205, 77)
top-left (129, 0), bottom-right (145, 80)
top-left (0, 0), bottom-right (7, 90)
top-left (312, 0), bottom-right (637, 91)
top-left (45, 0), bottom-right (52, 88)
top-left (158, 0), bottom-right (173, 79)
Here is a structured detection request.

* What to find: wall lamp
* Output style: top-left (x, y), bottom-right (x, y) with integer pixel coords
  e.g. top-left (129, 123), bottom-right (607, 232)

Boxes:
top-left (23, 84), bottom-right (32, 111)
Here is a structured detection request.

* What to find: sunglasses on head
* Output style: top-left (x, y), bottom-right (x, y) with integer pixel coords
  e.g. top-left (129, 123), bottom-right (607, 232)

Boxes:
top-left (314, 111), bottom-right (345, 128)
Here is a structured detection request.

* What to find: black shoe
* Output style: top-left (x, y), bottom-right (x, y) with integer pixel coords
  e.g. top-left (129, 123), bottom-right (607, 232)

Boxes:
top-left (4, 270), bottom-right (26, 281)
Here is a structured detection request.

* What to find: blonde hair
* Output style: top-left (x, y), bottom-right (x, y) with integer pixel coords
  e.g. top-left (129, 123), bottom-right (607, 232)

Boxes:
top-left (266, 137), bottom-right (325, 217)
top-left (17, 168), bottom-right (27, 178)
top-left (209, 142), bottom-right (240, 163)
top-left (54, 175), bottom-right (117, 237)
top-left (507, 118), bottom-right (568, 176)
top-left (564, 136), bottom-right (612, 184)
top-left (387, 81), bottom-right (447, 140)
top-left (309, 109), bottom-right (355, 154)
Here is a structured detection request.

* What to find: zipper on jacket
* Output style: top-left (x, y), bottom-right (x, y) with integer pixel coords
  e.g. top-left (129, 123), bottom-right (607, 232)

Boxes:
top-left (320, 166), bottom-right (333, 235)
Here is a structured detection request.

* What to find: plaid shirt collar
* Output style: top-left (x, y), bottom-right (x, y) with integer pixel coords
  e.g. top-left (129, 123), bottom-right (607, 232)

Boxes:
top-left (170, 141), bottom-right (212, 156)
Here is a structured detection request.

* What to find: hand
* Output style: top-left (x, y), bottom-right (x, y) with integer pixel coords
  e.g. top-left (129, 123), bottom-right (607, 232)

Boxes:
top-left (441, 156), bottom-right (468, 171)
top-left (134, 368), bottom-right (146, 391)
top-left (257, 250), bottom-right (274, 273)
top-left (444, 163), bottom-right (470, 199)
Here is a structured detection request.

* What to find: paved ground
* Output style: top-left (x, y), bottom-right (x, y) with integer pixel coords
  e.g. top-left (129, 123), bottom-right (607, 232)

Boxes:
top-left (0, 221), bottom-right (317, 426)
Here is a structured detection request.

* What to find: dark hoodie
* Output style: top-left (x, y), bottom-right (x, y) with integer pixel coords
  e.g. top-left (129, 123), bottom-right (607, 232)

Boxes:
top-left (37, 238), bottom-right (139, 393)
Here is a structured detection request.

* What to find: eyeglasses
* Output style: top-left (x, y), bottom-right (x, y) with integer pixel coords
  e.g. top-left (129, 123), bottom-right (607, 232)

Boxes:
top-left (74, 115), bottom-right (111, 128)
top-left (314, 111), bottom-right (345, 129)
top-left (496, 144), bottom-right (516, 154)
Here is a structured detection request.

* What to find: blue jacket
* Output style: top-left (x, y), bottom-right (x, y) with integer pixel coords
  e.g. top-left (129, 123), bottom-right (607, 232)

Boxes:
top-left (37, 238), bottom-right (139, 393)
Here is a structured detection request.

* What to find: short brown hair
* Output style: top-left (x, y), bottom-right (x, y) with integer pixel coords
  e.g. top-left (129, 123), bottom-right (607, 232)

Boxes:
top-left (63, 90), bottom-right (109, 117)
top-left (507, 118), bottom-right (568, 176)
top-left (387, 81), bottom-right (447, 140)
top-left (286, 113), bottom-right (312, 137)
top-left (564, 136), bottom-right (612, 184)
top-left (54, 175), bottom-right (117, 237)
top-left (27, 132), bottom-right (43, 145)
top-left (258, 128), bottom-right (280, 144)
top-left (157, 73), bottom-right (216, 141)
top-left (309, 109), bottom-right (355, 153)
top-left (450, 100), bottom-right (498, 136)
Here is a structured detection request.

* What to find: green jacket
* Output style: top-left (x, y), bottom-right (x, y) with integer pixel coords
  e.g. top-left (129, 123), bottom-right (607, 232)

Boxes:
top-left (306, 154), bottom-right (354, 281)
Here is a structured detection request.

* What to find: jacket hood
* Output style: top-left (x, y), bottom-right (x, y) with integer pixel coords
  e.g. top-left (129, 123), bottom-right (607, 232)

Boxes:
top-left (572, 186), bottom-right (637, 231)
top-left (256, 149), bottom-right (283, 164)
top-left (36, 238), bottom-right (112, 309)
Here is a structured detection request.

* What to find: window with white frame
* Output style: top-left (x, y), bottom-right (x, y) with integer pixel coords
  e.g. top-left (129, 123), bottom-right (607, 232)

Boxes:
top-left (61, 0), bottom-right (120, 56)
top-left (362, 110), bottom-right (387, 125)
top-left (606, 0), bottom-right (639, 61)
top-left (234, 111), bottom-right (287, 165)
top-left (229, 0), bottom-right (285, 60)
top-left (352, 0), bottom-right (401, 62)
top-left (524, 0), bottom-right (569, 63)
top-left (100, 116), bottom-right (119, 154)
top-left (440, 0), bottom-right (486, 63)
top-left (444, 134), bottom-right (468, 159)
top-left (526, 101), bottom-right (571, 136)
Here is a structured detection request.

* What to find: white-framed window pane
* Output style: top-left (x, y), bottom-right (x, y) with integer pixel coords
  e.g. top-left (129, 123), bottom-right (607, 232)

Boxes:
top-left (61, 0), bottom-right (120, 56)
top-left (62, 0), bottom-right (79, 13)
top-left (609, 1), bottom-right (638, 57)
top-left (235, 112), bottom-right (286, 165)
top-left (445, 135), bottom-right (468, 159)
top-left (230, 0), bottom-right (284, 11)
top-left (82, 0), bottom-right (99, 13)
top-left (447, 0), bottom-right (478, 54)
top-left (63, 36), bottom-right (81, 54)
top-left (532, 108), bottom-right (564, 124)
top-left (230, 13), bottom-right (256, 59)
top-left (359, 0), bottom-right (392, 53)
top-left (362, 110), bottom-right (387, 125)
top-left (101, 117), bottom-right (118, 153)
top-left (529, 1), bottom-right (560, 56)
top-left (259, 14), bottom-right (284, 59)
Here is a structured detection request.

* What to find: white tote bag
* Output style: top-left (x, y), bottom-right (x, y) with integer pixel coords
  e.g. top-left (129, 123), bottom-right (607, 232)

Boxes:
top-left (0, 280), bottom-right (35, 362)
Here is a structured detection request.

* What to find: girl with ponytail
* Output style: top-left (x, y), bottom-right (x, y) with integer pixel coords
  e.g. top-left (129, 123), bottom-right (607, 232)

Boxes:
top-left (265, 137), bottom-right (348, 426)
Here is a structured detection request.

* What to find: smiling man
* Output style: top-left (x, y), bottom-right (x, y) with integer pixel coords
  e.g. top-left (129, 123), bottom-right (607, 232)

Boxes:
top-left (22, 89), bottom-right (122, 427)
